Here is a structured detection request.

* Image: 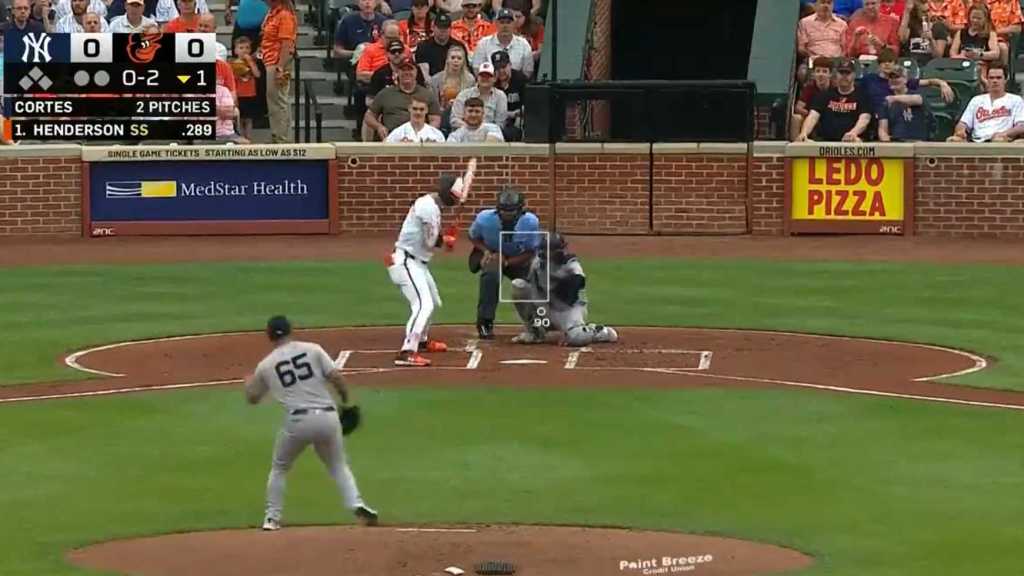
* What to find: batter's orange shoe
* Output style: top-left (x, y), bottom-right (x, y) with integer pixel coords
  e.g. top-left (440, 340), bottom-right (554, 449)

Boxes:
top-left (419, 340), bottom-right (448, 353)
top-left (394, 351), bottom-right (431, 367)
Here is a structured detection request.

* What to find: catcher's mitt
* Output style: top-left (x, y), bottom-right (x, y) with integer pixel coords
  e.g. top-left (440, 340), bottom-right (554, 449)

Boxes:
top-left (339, 405), bottom-right (361, 435)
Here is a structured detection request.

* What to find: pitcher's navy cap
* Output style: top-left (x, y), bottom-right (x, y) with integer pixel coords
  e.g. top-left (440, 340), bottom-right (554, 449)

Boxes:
top-left (266, 316), bottom-right (292, 340)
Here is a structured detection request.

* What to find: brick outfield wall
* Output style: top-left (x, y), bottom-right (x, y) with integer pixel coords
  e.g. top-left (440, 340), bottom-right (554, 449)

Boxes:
top-left (0, 154), bottom-right (81, 235)
top-left (5, 144), bottom-right (1024, 239)
top-left (334, 144), bottom-right (750, 236)
top-left (915, 156), bottom-right (1024, 237)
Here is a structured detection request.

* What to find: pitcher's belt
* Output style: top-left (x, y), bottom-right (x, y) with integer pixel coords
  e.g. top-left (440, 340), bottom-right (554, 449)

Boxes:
top-left (290, 406), bottom-right (336, 415)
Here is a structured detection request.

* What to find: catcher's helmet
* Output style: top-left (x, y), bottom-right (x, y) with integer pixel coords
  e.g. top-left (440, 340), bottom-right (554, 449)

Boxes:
top-left (496, 186), bottom-right (524, 222)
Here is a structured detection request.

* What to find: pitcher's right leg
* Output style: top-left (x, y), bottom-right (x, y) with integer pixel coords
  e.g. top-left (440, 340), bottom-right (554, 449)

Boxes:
top-left (264, 421), bottom-right (307, 529)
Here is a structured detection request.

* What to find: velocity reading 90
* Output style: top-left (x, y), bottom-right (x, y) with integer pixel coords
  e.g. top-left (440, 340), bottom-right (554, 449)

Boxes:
top-left (2, 32), bottom-right (217, 141)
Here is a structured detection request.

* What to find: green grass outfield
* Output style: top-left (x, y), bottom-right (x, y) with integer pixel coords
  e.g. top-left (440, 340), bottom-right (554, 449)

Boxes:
top-left (1, 258), bottom-right (1023, 575)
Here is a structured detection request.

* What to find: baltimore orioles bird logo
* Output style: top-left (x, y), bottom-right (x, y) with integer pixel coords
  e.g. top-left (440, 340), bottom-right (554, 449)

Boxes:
top-left (126, 32), bottom-right (164, 64)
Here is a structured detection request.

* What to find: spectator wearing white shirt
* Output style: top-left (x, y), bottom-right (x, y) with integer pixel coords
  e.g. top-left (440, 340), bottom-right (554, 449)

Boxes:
top-left (55, 0), bottom-right (108, 31)
top-left (947, 62), bottom-right (1024, 142)
top-left (109, 0), bottom-right (156, 32)
top-left (471, 8), bottom-right (533, 77)
top-left (447, 97), bottom-right (504, 142)
top-left (156, 0), bottom-right (208, 21)
top-left (450, 60), bottom-right (507, 129)
top-left (53, 0), bottom-right (104, 21)
top-left (386, 96), bottom-right (447, 142)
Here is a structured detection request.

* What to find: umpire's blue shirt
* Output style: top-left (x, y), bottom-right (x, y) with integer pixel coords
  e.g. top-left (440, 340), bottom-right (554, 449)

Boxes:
top-left (469, 210), bottom-right (541, 256)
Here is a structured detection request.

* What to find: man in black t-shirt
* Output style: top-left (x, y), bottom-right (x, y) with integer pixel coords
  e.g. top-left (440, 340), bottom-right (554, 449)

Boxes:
top-left (369, 39), bottom-right (428, 96)
top-left (796, 57), bottom-right (873, 142)
top-left (491, 50), bottom-right (526, 141)
top-left (415, 12), bottom-right (468, 78)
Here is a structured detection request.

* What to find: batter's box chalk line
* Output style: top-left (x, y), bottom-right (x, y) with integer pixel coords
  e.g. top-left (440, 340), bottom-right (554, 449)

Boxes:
top-left (335, 346), bottom-right (710, 374)
top-left (565, 348), bottom-right (713, 372)
top-left (334, 340), bottom-right (482, 373)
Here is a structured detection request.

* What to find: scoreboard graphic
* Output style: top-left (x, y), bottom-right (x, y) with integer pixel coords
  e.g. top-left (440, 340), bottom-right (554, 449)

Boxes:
top-left (2, 32), bottom-right (217, 141)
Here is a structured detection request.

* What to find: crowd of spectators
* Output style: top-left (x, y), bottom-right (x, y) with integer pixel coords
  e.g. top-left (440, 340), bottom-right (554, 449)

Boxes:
top-left (794, 0), bottom-right (1024, 142)
top-left (0, 0), bottom-right (543, 144)
top-left (334, 0), bottom-right (541, 143)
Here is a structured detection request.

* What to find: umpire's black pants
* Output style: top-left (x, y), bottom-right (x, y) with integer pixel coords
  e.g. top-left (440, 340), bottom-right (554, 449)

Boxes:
top-left (477, 262), bottom-right (532, 324)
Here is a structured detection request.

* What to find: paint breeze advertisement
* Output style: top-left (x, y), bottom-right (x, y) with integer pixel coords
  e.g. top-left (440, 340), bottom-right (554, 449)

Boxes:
top-left (89, 161), bottom-right (329, 221)
top-left (790, 158), bottom-right (904, 221)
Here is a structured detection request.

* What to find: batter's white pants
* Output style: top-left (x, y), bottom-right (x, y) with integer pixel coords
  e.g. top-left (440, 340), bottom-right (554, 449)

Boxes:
top-left (265, 410), bottom-right (365, 522)
top-left (388, 249), bottom-right (442, 352)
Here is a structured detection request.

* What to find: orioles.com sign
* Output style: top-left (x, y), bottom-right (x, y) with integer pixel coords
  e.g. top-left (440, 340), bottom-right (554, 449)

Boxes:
top-left (791, 158), bottom-right (904, 221)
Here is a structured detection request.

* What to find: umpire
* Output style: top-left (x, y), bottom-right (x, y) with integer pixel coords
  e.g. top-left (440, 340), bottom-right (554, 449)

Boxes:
top-left (468, 186), bottom-right (541, 339)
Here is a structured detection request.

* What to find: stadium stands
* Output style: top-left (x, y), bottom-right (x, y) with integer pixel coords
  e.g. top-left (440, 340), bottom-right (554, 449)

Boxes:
top-left (792, 0), bottom-right (1024, 142)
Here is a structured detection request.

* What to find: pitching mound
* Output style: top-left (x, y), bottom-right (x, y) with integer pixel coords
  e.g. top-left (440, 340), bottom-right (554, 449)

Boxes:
top-left (68, 524), bottom-right (813, 576)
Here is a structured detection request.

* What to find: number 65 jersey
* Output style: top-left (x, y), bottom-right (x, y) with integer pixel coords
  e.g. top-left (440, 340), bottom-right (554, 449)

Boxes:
top-left (249, 341), bottom-right (339, 410)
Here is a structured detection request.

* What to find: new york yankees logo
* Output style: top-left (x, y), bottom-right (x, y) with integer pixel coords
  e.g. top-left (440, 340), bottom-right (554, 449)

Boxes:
top-left (21, 33), bottom-right (52, 63)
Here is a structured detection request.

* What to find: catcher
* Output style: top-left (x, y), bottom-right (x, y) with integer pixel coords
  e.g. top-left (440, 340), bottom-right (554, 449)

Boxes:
top-left (244, 315), bottom-right (378, 531)
top-left (508, 233), bottom-right (619, 346)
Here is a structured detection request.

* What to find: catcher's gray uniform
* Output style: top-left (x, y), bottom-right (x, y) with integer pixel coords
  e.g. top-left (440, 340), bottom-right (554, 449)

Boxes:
top-left (247, 340), bottom-right (368, 525)
top-left (509, 236), bottom-right (618, 347)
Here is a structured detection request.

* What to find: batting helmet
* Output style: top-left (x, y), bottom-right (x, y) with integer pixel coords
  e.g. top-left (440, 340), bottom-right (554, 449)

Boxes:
top-left (496, 186), bottom-right (525, 223)
top-left (437, 174), bottom-right (460, 207)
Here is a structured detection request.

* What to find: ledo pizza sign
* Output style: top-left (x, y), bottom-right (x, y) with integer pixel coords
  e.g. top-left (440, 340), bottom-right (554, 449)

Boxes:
top-left (786, 146), bottom-right (912, 235)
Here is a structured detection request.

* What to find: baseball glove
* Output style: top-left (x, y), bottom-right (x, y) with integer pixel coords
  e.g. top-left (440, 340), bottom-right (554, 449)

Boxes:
top-left (339, 405), bottom-right (361, 435)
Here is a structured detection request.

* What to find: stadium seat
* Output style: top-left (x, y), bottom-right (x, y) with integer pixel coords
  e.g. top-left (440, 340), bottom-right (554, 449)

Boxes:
top-left (920, 84), bottom-right (963, 141)
top-left (898, 58), bottom-right (920, 79)
top-left (921, 57), bottom-right (979, 83)
top-left (921, 58), bottom-right (979, 111)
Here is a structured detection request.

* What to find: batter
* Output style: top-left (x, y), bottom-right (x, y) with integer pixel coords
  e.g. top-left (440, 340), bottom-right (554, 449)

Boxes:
top-left (388, 161), bottom-right (474, 367)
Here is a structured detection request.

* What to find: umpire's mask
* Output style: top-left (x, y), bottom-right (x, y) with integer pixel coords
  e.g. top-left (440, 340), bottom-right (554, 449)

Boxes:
top-left (497, 187), bottom-right (524, 224)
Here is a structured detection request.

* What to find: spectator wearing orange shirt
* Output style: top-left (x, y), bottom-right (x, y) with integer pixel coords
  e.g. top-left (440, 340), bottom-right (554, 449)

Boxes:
top-left (162, 0), bottom-right (199, 31)
top-left (878, 0), bottom-right (905, 19)
top-left (356, 20), bottom-right (402, 84)
top-left (984, 0), bottom-right (1023, 64)
top-left (231, 35), bottom-right (261, 140)
top-left (925, 0), bottom-right (966, 33)
top-left (261, 0), bottom-right (297, 143)
top-left (798, 0), bottom-right (849, 61)
top-left (399, 0), bottom-right (432, 51)
top-left (845, 0), bottom-right (900, 56)
top-left (450, 0), bottom-right (494, 59)
top-left (510, 2), bottom-right (543, 63)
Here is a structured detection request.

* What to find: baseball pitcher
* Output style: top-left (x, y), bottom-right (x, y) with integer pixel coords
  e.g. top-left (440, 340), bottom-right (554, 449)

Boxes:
top-left (244, 315), bottom-right (378, 531)
top-left (387, 160), bottom-right (474, 367)
top-left (509, 233), bottom-right (619, 347)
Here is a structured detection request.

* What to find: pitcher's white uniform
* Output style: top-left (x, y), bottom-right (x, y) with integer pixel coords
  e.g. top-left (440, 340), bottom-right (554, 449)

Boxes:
top-left (388, 194), bottom-right (444, 353)
top-left (247, 340), bottom-right (367, 523)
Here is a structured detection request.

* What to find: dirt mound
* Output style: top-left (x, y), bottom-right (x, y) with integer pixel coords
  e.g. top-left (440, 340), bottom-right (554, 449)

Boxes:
top-left (68, 524), bottom-right (814, 576)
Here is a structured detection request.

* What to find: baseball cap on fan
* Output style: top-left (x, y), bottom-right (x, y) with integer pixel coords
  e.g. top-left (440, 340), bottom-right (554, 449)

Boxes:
top-left (126, 0), bottom-right (143, 4)
top-left (495, 8), bottom-right (514, 21)
top-left (266, 316), bottom-right (292, 341)
top-left (477, 61), bottom-right (495, 76)
top-left (435, 13), bottom-right (452, 28)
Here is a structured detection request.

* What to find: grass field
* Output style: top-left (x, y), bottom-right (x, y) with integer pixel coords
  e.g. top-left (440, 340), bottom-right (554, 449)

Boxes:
top-left (2, 257), bottom-right (1023, 575)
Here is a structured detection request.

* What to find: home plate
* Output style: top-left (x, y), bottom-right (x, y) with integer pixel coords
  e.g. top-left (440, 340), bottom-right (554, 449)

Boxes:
top-left (500, 359), bottom-right (548, 365)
